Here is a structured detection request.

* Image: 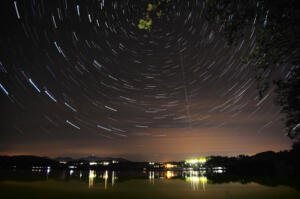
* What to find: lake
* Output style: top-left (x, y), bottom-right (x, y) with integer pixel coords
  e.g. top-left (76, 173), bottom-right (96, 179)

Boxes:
top-left (0, 169), bottom-right (299, 199)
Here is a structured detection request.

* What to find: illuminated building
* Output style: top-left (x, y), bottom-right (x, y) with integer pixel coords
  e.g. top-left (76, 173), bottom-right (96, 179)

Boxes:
top-left (185, 158), bottom-right (207, 165)
top-left (101, 161), bottom-right (110, 166)
top-left (89, 162), bottom-right (98, 166)
top-left (164, 163), bottom-right (176, 169)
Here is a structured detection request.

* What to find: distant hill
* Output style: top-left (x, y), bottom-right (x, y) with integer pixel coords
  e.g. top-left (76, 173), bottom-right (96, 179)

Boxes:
top-left (53, 157), bottom-right (74, 162)
top-left (0, 155), bottom-right (130, 169)
top-left (78, 156), bottom-right (130, 162)
top-left (53, 156), bottom-right (130, 162)
top-left (0, 155), bottom-right (59, 168)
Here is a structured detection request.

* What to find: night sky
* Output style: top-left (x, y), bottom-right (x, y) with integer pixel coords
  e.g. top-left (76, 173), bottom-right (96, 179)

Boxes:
top-left (0, 0), bottom-right (292, 161)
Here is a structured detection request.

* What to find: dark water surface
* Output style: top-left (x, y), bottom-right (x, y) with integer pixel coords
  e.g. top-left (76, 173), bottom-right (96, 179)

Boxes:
top-left (0, 170), bottom-right (299, 199)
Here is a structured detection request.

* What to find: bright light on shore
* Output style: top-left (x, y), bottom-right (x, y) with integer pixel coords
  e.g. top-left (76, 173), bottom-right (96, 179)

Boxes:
top-left (185, 158), bottom-right (207, 164)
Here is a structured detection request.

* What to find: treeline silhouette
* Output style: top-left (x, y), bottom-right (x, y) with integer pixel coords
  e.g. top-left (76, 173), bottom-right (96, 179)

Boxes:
top-left (0, 155), bottom-right (59, 169)
top-left (0, 155), bottom-right (149, 171)
top-left (1, 140), bottom-right (299, 175)
top-left (206, 140), bottom-right (300, 175)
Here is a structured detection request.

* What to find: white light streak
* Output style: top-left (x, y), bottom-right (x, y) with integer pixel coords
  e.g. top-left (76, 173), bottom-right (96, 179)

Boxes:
top-left (52, 15), bottom-right (57, 29)
top-left (29, 78), bottom-right (41, 93)
top-left (76, 5), bottom-right (80, 16)
top-left (64, 102), bottom-right (77, 112)
top-left (104, 105), bottom-right (117, 112)
top-left (45, 90), bottom-right (57, 102)
top-left (14, 1), bottom-right (20, 19)
top-left (97, 124), bottom-right (112, 132)
top-left (136, 125), bottom-right (148, 128)
top-left (0, 83), bottom-right (9, 95)
top-left (66, 120), bottom-right (80, 130)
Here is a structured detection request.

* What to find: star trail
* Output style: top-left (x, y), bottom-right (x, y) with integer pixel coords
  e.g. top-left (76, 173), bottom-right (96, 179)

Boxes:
top-left (0, 0), bottom-right (292, 161)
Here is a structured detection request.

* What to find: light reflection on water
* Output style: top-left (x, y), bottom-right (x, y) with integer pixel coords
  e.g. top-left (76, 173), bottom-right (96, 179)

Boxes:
top-left (1, 169), bottom-right (300, 199)
top-left (184, 170), bottom-right (207, 191)
top-left (149, 171), bottom-right (155, 184)
top-left (165, 170), bottom-right (175, 179)
top-left (103, 170), bottom-right (108, 189)
top-left (87, 170), bottom-right (121, 190)
top-left (46, 169), bottom-right (298, 193)
top-left (85, 170), bottom-right (207, 191)
top-left (88, 170), bottom-right (96, 189)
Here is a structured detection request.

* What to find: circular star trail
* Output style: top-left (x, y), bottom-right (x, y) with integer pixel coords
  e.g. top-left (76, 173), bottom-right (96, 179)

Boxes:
top-left (0, 0), bottom-right (292, 160)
